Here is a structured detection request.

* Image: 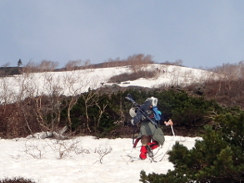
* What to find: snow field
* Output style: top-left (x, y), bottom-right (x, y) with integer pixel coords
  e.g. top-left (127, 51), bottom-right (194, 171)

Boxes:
top-left (0, 136), bottom-right (201, 183)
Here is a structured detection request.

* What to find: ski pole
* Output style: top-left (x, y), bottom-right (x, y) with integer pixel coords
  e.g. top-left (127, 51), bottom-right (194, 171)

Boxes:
top-left (165, 119), bottom-right (175, 137)
top-left (170, 124), bottom-right (175, 137)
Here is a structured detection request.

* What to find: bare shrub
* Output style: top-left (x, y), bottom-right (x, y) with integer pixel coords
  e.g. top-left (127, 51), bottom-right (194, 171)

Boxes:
top-left (23, 137), bottom-right (111, 163)
top-left (33, 95), bottom-right (64, 132)
top-left (0, 96), bottom-right (66, 138)
top-left (22, 60), bottom-right (58, 73)
top-left (65, 60), bottom-right (82, 70)
top-left (23, 138), bottom-right (89, 159)
top-left (95, 101), bottom-right (108, 132)
top-left (29, 72), bottom-right (67, 133)
top-left (51, 140), bottom-right (80, 159)
top-left (0, 177), bottom-right (36, 183)
top-left (64, 59), bottom-right (92, 71)
top-left (106, 54), bottom-right (158, 83)
top-left (80, 90), bottom-right (99, 133)
top-left (62, 71), bottom-right (86, 131)
top-left (211, 61), bottom-right (244, 80)
top-left (128, 54), bottom-right (154, 72)
top-left (46, 139), bottom-right (90, 159)
top-left (24, 140), bottom-right (46, 159)
top-left (94, 146), bottom-right (112, 164)
top-left (38, 60), bottom-right (58, 72)
top-left (21, 61), bottom-right (38, 73)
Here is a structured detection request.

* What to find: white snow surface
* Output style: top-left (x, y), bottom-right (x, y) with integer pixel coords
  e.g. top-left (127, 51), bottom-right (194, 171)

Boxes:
top-left (0, 135), bottom-right (201, 183)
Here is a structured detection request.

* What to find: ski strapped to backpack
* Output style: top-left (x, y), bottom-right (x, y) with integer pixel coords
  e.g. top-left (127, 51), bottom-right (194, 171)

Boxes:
top-left (125, 94), bottom-right (159, 127)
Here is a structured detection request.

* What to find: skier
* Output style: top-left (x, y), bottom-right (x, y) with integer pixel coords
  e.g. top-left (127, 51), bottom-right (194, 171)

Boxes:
top-left (129, 96), bottom-right (173, 160)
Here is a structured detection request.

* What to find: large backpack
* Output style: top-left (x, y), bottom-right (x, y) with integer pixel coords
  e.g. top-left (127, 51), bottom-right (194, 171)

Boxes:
top-left (129, 96), bottom-right (164, 125)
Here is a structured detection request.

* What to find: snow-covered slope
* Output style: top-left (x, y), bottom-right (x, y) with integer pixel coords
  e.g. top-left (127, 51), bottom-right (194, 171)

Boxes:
top-left (0, 64), bottom-right (218, 104)
top-left (0, 135), bottom-right (201, 183)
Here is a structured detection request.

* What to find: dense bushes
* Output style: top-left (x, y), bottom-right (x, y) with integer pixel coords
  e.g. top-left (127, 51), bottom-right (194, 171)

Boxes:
top-left (154, 90), bottom-right (220, 127)
top-left (140, 110), bottom-right (244, 183)
top-left (0, 87), bottom-right (224, 138)
top-left (123, 89), bottom-right (221, 135)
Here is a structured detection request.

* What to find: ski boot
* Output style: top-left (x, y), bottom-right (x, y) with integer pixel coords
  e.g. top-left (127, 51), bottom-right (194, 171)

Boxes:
top-left (139, 146), bottom-right (148, 160)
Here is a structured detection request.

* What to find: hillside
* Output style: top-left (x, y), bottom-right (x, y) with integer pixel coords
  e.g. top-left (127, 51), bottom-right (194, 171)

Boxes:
top-left (0, 64), bottom-right (219, 104)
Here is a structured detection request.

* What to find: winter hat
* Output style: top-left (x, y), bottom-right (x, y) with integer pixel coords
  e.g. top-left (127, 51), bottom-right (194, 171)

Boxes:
top-left (145, 97), bottom-right (158, 107)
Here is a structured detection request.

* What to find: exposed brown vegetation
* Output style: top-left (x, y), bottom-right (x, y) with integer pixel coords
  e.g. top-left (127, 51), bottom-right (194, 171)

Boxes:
top-left (160, 59), bottom-right (183, 66)
top-left (108, 70), bottom-right (159, 83)
top-left (0, 97), bottom-right (57, 138)
top-left (60, 53), bottom-right (155, 71)
top-left (17, 54), bottom-right (154, 73)
top-left (0, 177), bottom-right (36, 183)
top-left (101, 54), bottom-right (160, 83)
top-left (187, 61), bottom-right (244, 109)
top-left (84, 54), bottom-right (154, 69)
top-left (211, 61), bottom-right (244, 80)
top-left (64, 59), bottom-right (91, 71)
top-left (22, 60), bottom-right (58, 73)
top-left (195, 79), bottom-right (244, 108)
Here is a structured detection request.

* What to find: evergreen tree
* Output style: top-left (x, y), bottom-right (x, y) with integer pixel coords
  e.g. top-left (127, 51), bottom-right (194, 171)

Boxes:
top-left (140, 110), bottom-right (244, 183)
top-left (18, 59), bottom-right (22, 67)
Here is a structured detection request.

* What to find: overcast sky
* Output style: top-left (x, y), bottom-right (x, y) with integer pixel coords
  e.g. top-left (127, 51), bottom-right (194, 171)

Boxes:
top-left (0, 0), bottom-right (243, 68)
